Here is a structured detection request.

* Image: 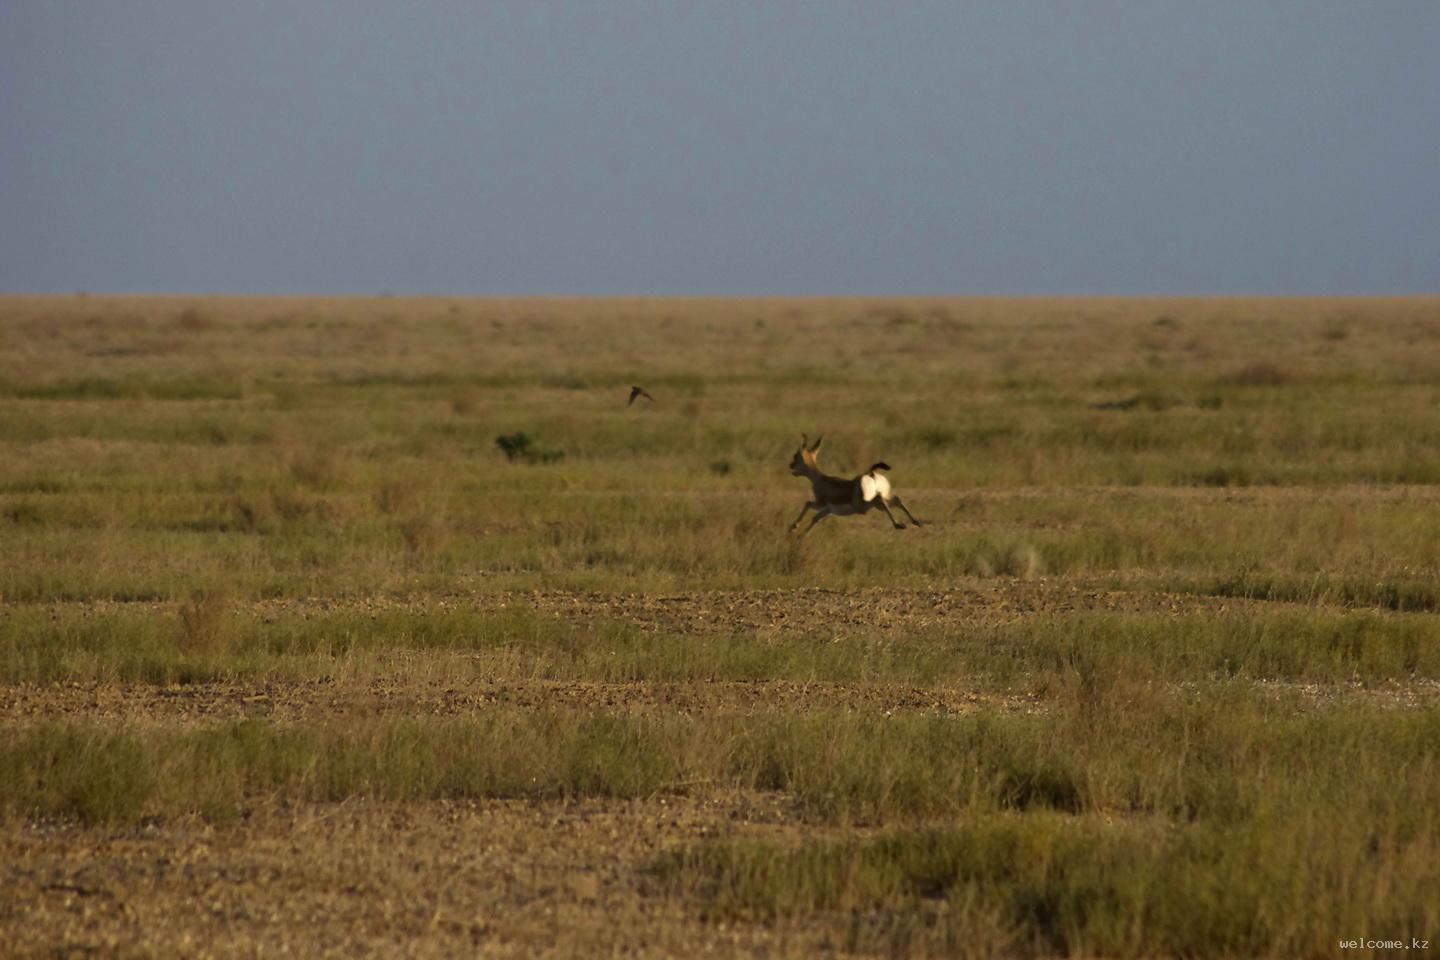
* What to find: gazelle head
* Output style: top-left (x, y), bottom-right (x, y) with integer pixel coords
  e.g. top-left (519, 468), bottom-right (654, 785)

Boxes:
top-left (789, 434), bottom-right (823, 477)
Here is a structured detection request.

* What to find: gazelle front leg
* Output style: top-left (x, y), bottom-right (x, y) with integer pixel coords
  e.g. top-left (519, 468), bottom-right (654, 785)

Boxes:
top-left (789, 500), bottom-right (819, 532)
top-left (890, 495), bottom-right (923, 527)
top-left (799, 506), bottom-right (833, 536)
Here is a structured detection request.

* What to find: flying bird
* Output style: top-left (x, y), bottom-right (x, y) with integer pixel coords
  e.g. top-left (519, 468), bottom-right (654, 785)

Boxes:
top-left (628, 386), bottom-right (654, 406)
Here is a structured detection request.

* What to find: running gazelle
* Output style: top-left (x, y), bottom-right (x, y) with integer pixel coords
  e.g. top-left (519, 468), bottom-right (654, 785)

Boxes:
top-left (788, 435), bottom-right (923, 535)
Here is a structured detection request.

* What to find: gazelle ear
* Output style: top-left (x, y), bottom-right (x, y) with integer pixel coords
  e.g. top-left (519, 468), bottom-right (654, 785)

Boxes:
top-left (800, 433), bottom-right (809, 450)
top-left (808, 435), bottom-right (824, 454)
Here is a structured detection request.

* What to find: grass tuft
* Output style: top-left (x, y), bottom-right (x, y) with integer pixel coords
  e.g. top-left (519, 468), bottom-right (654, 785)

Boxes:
top-left (176, 590), bottom-right (234, 655)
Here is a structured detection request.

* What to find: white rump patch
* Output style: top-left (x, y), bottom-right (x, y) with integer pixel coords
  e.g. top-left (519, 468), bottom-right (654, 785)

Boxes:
top-left (861, 472), bottom-right (891, 503)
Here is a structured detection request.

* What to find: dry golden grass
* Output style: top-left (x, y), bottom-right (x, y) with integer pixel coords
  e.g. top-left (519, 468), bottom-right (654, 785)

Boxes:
top-left (4, 294), bottom-right (1440, 957)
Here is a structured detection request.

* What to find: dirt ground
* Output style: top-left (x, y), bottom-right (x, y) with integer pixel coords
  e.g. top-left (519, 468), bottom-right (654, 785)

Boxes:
top-left (3, 793), bottom-right (834, 959)
top-left (0, 677), bottom-right (1035, 728)
top-left (5, 583), bottom-right (1436, 957)
top-left (38, 579), bottom-right (1241, 642)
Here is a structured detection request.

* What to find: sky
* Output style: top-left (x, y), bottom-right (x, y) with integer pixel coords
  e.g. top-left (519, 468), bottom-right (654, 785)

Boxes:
top-left (2, 2), bottom-right (1437, 296)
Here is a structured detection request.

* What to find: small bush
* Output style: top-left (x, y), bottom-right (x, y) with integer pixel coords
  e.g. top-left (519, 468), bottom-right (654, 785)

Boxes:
top-left (1222, 362), bottom-right (1290, 387)
top-left (230, 495), bottom-right (277, 533)
top-left (270, 490), bottom-right (327, 523)
top-left (868, 306), bottom-right (918, 327)
top-left (289, 449), bottom-right (347, 490)
top-left (3, 501), bottom-right (46, 525)
top-left (496, 432), bottom-right (532, 461)
top-left (914, 427), bottom-right (957, 450)
top-left (496, 431), bottom-right (564, 464)
top-left (176, 591), bottom-right (233, 655)
top-left (174, 306), bottom-right (215, 332)
top-left (399, 514), bottom-right (450, 559)
top-left (451, 391), bottom-right (481, 416)
top-left (1089, 391), bottom-right (1176, 412)
top-left (375, 477), bottom-right (429, 515)
top-left (1321, 313), bottom-right (1354, 341)
top-left (997, 544), bottom-right (1044, 578)
top-left (1188, 466), bottom-right (1251, 488)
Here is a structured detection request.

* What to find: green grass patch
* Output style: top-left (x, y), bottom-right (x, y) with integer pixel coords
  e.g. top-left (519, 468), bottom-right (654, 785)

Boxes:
top-left (654, 810), bottom-right (1439, 958)
top-left (3, 604), bottom-right (1438, 685)
top-left (0, 376), bottom-right (243, 401)
top-left (6, 693), bottom-right (1438, 828)
top-left (1196, 571), bottom-right (1440, 613)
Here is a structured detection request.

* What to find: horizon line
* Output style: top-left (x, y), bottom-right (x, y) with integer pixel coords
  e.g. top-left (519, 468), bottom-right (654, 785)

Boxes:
top-left (3, 291), bottom-right (1438, 301)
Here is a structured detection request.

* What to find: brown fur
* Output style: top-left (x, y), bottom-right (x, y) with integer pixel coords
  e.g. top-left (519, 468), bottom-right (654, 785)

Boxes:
top-left (787, 435), bottom-right (922, 536)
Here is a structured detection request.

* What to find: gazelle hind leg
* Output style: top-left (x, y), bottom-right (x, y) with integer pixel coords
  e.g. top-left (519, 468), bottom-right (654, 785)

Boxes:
top-left (789, 501), bottom-right (818, 532)
top-left (874, 498), bottom-right (905, 529)
top-left (890, 495), bottom-right (923, 527)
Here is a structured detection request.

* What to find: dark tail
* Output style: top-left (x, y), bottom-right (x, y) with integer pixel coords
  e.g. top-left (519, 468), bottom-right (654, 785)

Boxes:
top-left (867, 462), bottom-right (891, 475)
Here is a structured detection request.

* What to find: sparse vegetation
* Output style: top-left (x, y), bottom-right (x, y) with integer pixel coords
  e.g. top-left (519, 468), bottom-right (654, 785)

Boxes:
top-left (4, 603), bottom-right (1437, 687)
top-left (9, 690), bottom-right (1437, 831)
top-left (3, 294), bottom-right (1439, 956)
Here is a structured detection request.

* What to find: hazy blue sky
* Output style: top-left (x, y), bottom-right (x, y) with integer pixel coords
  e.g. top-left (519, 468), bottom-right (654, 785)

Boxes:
top-left (2, 2), bottom-right (1437, 295)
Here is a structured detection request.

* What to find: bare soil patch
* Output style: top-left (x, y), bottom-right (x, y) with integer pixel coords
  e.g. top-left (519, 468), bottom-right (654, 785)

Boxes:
top-left (0, 677), bottom-right (1031, 728)
top-left (523, 583), bottom-right (1232, 635)
top-left (40, 580), bottom-right (1245, 635)
top-left (2, 794), bottom-right (827, 959)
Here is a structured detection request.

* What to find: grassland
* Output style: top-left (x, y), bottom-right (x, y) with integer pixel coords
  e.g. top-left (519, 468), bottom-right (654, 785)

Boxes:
top-left (2, 294), bottom-right (1439, 957)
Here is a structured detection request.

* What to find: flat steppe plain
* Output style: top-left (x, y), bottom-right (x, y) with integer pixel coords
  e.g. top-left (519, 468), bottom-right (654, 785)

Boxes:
top-left (2, 296), bottom-right (1439, 957)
